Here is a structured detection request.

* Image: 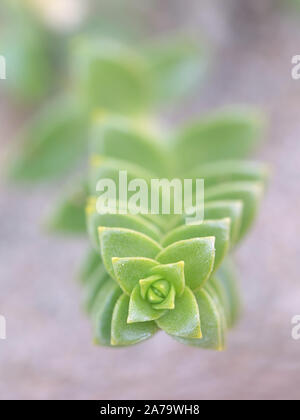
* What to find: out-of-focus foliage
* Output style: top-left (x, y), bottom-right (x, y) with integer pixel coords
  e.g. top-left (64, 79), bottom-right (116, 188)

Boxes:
top-left (144, 37), bottom-right (207, 106)
top-left (0, 1), bottom-right (62, 103)
top-left (71, 38), bottom-right (152, 115)
top-left (9, 97), bottom-right (88, 181)
top-left (8, 34), bottom-right (204, 181)
top-left (46, 181), bottom-right (88, 234)
top-left (71, 36), bottom-right (205, 115)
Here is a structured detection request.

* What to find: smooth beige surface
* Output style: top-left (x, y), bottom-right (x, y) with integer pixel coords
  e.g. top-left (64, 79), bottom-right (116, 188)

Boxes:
top-left (0, 0), bottom-right (300, 400)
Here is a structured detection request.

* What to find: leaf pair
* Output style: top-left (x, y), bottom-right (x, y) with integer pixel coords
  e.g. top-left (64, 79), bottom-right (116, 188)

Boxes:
top-left (99, 227), bottom-right (216, 291)
top-left (72, 37), bottom-right (205, 115)
top-left (173, 108), bottom-right (266, 174)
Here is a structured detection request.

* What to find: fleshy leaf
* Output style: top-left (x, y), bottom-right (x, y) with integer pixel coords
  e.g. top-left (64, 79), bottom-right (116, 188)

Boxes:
top-left (88, 156), bottom-right (153, 196)
top-left (90, 115), bottom-right (167, 176)
top-left (174, 288), bottom-right (226, 350)
top-left (9, 98), bottom-right (87, 181)
top-left (1, 13), bottom-right (54, 103)
top-left (203, 201), bottom-right (243, 245)
top-left (112, 257), bottom-right (158, 295)
top-left (87, 199), bottom-right (161, 248)
top-left (111, 294), bottom-right (158, 346)
top-left (156, 287), bottom-right (201, 339)
top-left (162, 219), bottom-right (230, 271)
top-left (139, 275), bottom-right (162, 299)
top-left (83, 265), bottom-right (110, 314)
top-left (188, 160), bottom-right (269, 188)
top-left (150, 261), bottom-right (185, 296)
top-left (92, 280), bottom-right (123, 346)
top-left (79, 248), bottom-right (101, 284)
top-left (47, 184), bottom-right (87, 234)
top-left (204, 285), bottom-right (227, 347)
top-left (157, 237), bottom-right (215, 291)
top-left (209, 276), bottom-right (231, 329)
top-left (72, 38), bottom-right (150, 114)
top-left (205, 181), bottom-right (264, 240)
top-left (178, 200), bottom-right (243, 245)
top-left (174, 108), bottom-right (265, 173)
top-left (145, 38), bottom-right (205, 105)
top-left (127, 285), bottom-right (165, 323)
top-left (99, 227), bottom-right (162, 279)
top-left (152, 286), bottom-right (176, 310)
top-left (217, 259), bottom-right (241, 327)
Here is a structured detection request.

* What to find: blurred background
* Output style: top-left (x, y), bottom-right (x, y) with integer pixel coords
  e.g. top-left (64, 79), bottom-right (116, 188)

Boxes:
top-left (1, 0), bottom-right (300, 400)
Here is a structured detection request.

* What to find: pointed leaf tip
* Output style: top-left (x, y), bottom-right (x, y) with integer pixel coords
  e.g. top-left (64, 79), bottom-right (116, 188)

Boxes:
top-left (157, 237), bottom-right (215, 291)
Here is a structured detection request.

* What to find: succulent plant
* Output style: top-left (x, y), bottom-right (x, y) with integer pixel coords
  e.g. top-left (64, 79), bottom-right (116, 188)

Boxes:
top-left (89, 227), bottom-right (223, 348)
top-left (7, 32), bottom-right (268, 349)
top-left (79, 108), bottom-right (268, 349)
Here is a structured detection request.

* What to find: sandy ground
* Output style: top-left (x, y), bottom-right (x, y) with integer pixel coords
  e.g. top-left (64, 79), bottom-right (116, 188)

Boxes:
top-left (0, 1), bottom-right (300, 400)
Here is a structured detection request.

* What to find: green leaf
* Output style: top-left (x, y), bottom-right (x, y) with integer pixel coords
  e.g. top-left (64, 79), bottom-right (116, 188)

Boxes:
top-left (174, 288), bottom-right (226, 350)
top-left (88, 156), bottom-right (153, 195)
top-left (72, 38), bottom-right (150, 114)
top-left (86, 200), bottom-right (161, 248)
top-left (92, 280), bottom-right (123, 346)
top-left (145, 38), bottom-right (206, 105)
top-left (79, 248), bottom-right (101, 284)
top-left (162, 219), bottom-right (230, 271)
top-left (217, 259), bottom-right (241, 327)
top-left (9, 98), bottom-right (88, 182)
top-left (208, 276), bottom-right (231, 328)
top-left (112, 257), bottom-right (158, 295)
top-left (90, 115), bottom-right (168, 176)
top-left (188, 160), bottom-right (269, 188)
top-left (150, 261), bottom-right (185, 297)
top-left (152, 286), bottom-right (176, 310)
top-left (111, 294), bottom-right (158, 346)
top-left (127, 285), bottom-right (166, 323)
top-left (99, 227), bottom-right (162, 279)
top-left (174, 201), bottom-right (243, 245)
top-left (140, 275), bottom-right (168, 299)
top-left (174, 108), bottom-right (265, 173)
top-left (83, 264), bottom-right (109, 314)
top-left (205, 181), bottom-right (264, 240)
top-left (157, 237), bottom-right (215, 291)
top-left (47, 184), bottom-right (88, 234)
top-left (156, 287), bottom-right (201, 339)
top-left (1, 15), bottom-right (54, 103)
top-left (203, 285), bottom-right (227, 347)
top-left (203, 201), bottom-right (243, 245)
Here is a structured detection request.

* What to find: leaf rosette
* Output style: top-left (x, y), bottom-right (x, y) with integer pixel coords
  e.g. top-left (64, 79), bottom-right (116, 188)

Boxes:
top-left (113, 258), bottom-right (202, 339)
top-left (84, 225), bottom-right (238, 349)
